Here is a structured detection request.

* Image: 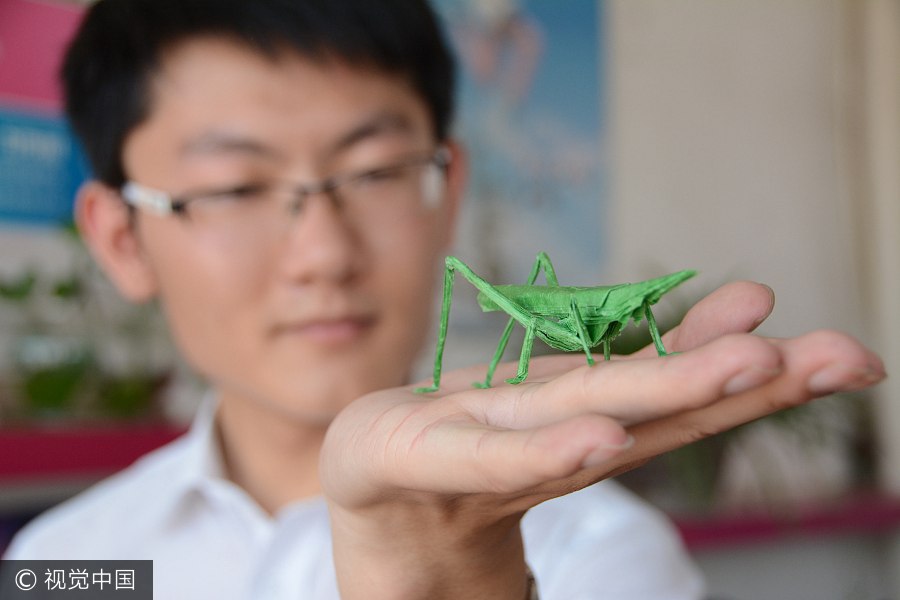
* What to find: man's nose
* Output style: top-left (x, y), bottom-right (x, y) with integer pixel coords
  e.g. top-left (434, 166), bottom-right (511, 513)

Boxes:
top-left (277, 192), bottom-right (361, 285)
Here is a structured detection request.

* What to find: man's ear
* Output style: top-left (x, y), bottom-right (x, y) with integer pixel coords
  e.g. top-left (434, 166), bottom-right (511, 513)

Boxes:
top-left (75, 181), bottom-right (158, 302)
top-left (440, 139), bottom-right (468, 248)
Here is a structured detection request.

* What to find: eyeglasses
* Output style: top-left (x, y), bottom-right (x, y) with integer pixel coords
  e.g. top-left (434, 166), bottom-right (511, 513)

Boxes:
top-left (121, 145), bottom-right (451, 243)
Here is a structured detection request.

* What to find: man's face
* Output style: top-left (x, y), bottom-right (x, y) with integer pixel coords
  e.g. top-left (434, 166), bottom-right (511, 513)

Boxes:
top-left (117, 38), bottom-right (461, 424)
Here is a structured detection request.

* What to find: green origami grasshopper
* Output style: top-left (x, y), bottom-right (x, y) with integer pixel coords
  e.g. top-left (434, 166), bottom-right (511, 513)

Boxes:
top-left (415, 252), bottom-right (696, 393)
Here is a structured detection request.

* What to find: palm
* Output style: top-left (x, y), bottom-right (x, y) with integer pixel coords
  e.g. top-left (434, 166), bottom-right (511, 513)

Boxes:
top-left (321, 281), bottom-right (883, 512)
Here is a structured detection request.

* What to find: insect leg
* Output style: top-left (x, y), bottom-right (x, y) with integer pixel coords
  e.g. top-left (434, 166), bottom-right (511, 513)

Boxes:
top-left (414, 260), bottom-right (457, 393)
top-left (475, 319), bottom-right (516, 389)
top-left (603, 339), bottom-right (611, 361)
top-left (534, 251), bottom-right (560, 286)
top-left (506, 325), bottom-right (536, 385)
top-left (476, 251), bottom-right (561, 388)
top-left (569, 298), bottom-right (596, 366)
top-left (446, 257), bottom-right (541, 385)
top-left (417, 256), bottom-right (538, 392)
top-left (643, 300), bottom-right (668, 356)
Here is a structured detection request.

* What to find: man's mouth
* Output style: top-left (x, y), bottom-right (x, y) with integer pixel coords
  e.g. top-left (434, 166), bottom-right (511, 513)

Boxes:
top-left (273, 315), bottom-right (376, 345)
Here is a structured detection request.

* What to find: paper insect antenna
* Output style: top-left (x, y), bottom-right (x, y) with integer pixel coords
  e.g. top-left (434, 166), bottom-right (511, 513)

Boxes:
top-left (415, 252), bottom-right (696, 393)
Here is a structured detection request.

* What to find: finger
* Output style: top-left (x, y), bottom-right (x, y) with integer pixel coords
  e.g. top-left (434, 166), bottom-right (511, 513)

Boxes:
top-left (633, 280), bottom-right (775, 358)
top-left (412, 353), bottom-right (590, 395)
top-left (766, 335), bottom-right (886, 376)
top-left (602, 329), bottom-right (885, 476)
top-left (462, 333), bottom-right (783, 429)
top-left (387, 413), bottom-right (631, 496)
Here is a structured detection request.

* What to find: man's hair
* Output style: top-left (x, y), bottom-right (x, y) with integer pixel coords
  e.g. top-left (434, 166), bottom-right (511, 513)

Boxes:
top-left (61, 0), bottom-right (456, 186)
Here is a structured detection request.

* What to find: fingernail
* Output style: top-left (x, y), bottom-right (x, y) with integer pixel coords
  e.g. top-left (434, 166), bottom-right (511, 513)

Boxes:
top-left (581, 435), bottom-right (635, 468)
top-left (723, 366), bottom-right (781, 395)
top-left (808, 364), bottom-right (883, 395)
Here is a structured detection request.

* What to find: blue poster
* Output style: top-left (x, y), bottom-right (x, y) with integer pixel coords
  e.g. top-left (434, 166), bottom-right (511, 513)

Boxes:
top-left (433, 0), bottom-right (606, 284)
top-left (409, 0), bottom-right (608, 371)
top-left (0, 108), bottom-right (88, 226)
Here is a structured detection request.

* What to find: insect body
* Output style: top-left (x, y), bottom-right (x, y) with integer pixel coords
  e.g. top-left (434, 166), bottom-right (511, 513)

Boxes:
top-left (415, 252), bottom-right (695, 393)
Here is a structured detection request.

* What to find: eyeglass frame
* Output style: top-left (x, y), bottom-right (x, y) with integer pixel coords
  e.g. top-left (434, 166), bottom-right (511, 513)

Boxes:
top-left (119, 145), bottom-right (452, 218)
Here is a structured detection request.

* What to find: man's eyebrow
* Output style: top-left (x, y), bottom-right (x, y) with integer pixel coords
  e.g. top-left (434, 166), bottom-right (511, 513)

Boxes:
top-left (329, 111), bottom-right (416, 155)
top-left (178, 112), bottom-right (416, 160)
top-left (180, 131), bottom-right (281, 159)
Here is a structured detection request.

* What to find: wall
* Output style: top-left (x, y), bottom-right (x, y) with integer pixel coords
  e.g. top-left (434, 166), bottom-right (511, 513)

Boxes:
top-left (607, 0), bottom-right (900, 597)
top-left (607, 0), bottom-right (864, 338)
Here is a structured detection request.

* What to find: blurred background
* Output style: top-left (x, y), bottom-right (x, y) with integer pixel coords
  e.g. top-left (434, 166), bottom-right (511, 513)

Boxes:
top-left (0, 1), bottom-right (898, 599)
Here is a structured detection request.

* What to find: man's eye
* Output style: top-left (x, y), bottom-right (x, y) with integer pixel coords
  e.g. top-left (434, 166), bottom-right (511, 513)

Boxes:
top-left (203, 183), bottom-right (271, 202)
top-left (355, 167), bottom-right (405, 185)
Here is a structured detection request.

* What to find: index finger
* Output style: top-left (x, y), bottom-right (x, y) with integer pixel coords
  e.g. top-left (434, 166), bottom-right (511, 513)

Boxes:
top-left (457, 332), bottom-right (783, 429)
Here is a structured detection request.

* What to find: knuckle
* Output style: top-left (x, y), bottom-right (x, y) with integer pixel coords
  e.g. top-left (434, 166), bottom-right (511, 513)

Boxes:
top-left (675, 422), bottom-right (720, 446)
top-left (471, 430), bottom-right (526, 494)
top-left (715, 332), bottom-right (772, 358)
top-left (803, 329), bottom-right (859, 357)
top-left (521, 430), bottom-right (573, 481)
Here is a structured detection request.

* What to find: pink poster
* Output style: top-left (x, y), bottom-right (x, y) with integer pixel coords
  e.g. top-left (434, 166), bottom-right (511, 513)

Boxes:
top-left (0, 0), bottom-right (84, 112)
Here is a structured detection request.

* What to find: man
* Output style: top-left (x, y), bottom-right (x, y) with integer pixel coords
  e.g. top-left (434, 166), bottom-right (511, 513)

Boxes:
top-left (6, 1), bottom-right (884, 598)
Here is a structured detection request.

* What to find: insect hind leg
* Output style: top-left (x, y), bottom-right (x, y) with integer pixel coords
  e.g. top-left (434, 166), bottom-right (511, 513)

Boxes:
top-left (417, 256), bottom-right (538, 393)
top-left (475, 252), bottom-right (561, 388)
top-left (414, 260), bottom-right (457, 393)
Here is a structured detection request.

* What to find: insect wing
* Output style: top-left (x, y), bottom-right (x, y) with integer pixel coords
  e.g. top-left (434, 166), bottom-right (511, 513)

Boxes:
top-left (605, 270), bottom-right (697, 322)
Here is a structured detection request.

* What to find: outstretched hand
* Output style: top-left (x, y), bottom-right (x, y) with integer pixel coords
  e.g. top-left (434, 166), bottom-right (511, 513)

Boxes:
top-left (321, 281), bottom-right (885, 599)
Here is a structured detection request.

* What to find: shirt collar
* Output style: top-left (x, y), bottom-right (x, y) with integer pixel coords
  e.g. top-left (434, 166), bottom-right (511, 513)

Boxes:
top-left (172, 392), bottom-right (229, 496)
top-left (168, 392), bottom-right (328, 526)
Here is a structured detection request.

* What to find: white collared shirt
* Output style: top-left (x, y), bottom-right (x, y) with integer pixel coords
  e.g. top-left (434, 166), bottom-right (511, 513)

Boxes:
top-left (5, 398), bottom-right (704, 599)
